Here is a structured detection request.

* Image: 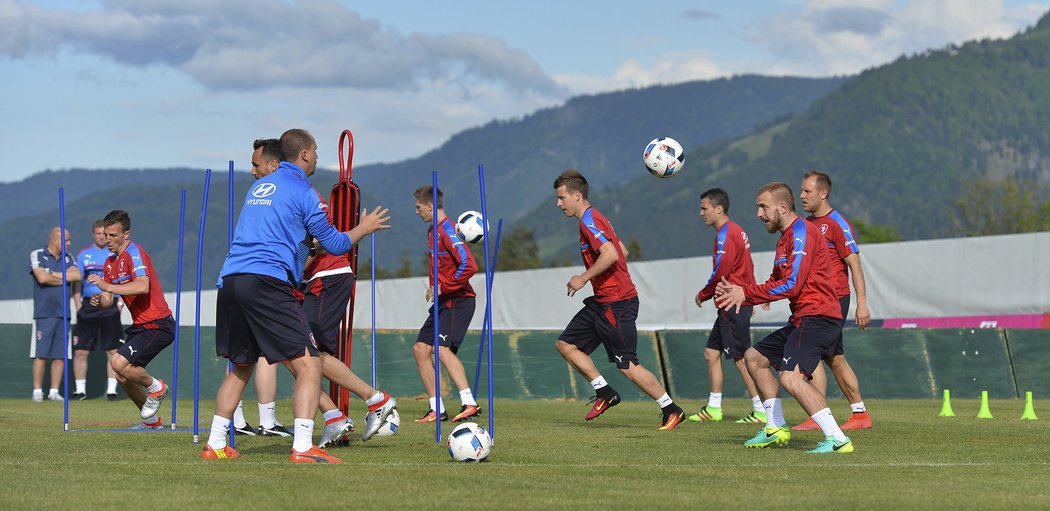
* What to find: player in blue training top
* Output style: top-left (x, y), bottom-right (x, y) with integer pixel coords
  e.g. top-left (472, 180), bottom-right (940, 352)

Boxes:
top-left (202, 128), bottom-right (390, 463)
top-left (72, 220), bottom-right (124, 401)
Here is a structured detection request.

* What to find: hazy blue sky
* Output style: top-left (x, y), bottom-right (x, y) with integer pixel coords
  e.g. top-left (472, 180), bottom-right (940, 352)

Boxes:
top-left (2, 0), bottom-right (1047, 181)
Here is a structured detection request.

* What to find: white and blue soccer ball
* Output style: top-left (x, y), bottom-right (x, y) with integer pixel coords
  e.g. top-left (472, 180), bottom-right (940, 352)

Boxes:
top-left (643, 137), bottom-right (685, 178)
top-left (447, 422), bottom-right (491, 462)
top-left (456, 210), bottom-right (487, 244)
top-left (374, 409), bottom-right (400, 438)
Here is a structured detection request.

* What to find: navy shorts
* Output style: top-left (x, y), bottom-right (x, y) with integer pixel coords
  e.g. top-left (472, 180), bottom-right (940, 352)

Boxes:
top-left (559, 296), bottom-right (640, 369)
top-left (30, 317), bottom-right (69, 360)
top-left (74, 305), bottom-right (123, 351)
top-left (217, 274), bottom-right (319, 365)
top-left (415, 296), bottom-right (476, 355)
top-left (120, 316), bottom-right (175, 367)
top-left (301, 273), bottom-right (355, 356)
top-left (824, 295), bottom-right (850, 357)
top-left (753, 315), bottom-right (842, 378)
top-left (707, 306), bottom-right (753, 359)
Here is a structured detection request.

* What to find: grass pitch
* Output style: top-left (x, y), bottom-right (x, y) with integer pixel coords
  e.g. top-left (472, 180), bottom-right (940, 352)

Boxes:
top-left (2, 397), bottom-right (1047, 510)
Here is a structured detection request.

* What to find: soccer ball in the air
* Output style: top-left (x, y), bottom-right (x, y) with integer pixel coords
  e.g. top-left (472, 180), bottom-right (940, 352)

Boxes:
top-left (374, 409), bottom-right (400, 437)
top-left (643, 137), bottom-right (685, 178)
top-left (447, 422), bottom-right (491, 462)
top-left (456, 210), bottom-right (487, 244)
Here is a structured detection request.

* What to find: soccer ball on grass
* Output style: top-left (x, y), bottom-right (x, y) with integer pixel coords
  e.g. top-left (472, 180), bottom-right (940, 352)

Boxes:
top-left (447, 422), bottom-right (491, 462)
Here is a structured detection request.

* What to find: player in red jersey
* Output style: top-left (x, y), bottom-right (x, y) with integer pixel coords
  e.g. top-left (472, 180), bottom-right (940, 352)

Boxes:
top-left (716, 183), bottom-right (854, 453)
top-left (411, 186), bottom-right (481, 423)
top-left (86, 210), bottom-right (174, 429)
top-left (688, 188), bottom-right (767, 425)
top-left (553, 170), bottom-right (684, 430)
top-left (794, 170), bottom-right (873, 430)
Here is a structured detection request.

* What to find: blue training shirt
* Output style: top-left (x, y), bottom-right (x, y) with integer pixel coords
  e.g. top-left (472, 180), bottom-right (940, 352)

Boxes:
top-left (219, 162), bottom-right (352, 285)
top-left (77, 244), bottom-right (111, 298)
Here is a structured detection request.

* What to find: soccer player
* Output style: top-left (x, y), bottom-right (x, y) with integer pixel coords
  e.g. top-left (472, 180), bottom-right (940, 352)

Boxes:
top-left (688, 188), bottom-right (767, 424)
top-left (410, 186), bottom-right (482, 423)
top-left (29, 227), bottom-right (81, 402)
top-left (794, 170), bottom-right (873, 430)
top-left (73, 220), bottom-right (124, 401)
top-left (230, 138), bottom-right (290, 437)
top-left (552, 170), bottom-right (685, 430)
top-left (86, 210), bottom-right (174, 430)
top-left (203, 128), bottom-right (389, 462)
top-left (715, 182), bottom-right (853, 453)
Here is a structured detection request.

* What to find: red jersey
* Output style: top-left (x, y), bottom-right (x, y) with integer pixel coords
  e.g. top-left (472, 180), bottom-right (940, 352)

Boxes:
top-left (428, 217), bottom-right (476, 299)
top-left (103, 241), bottom-right (171, 325)
top-left (742, 217), bottom-right (841, 325)
top-left (697, 220), bottom-right (756, 303)
top-left (806, 210), bottom-right (859, 298)
top-left (303, 192), bottom-right (352, 294)
top-left (579, 207), bottom-right (637, 303)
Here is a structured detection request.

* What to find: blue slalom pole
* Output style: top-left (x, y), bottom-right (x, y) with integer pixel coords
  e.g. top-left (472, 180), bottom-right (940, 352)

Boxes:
top-left (193, 169), bottom-right (212, 443)
top-left (170, 190), bottom-right (186, 428)
top-left (472, 219), bottom-right (503, 393)
top-left (477, 164), bottom-right (496, 439)
top-left (370, 233), bottom-right (377, 387)
top-left (227, 161), bottom-right (235, 449)
top-left (431, 172), bottom-right (442, 444)
top-left (59, 188), bottom-right (69, 431)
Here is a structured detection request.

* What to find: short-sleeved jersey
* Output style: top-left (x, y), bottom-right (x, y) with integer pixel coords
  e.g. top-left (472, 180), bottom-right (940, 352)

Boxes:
top-left (77, 244), bottom-right (112, 298)
top-left (28, 246), bottom-right (77, 319)
top-left (303, 191), bottom-right (352, 295)
top-left (103, 242), bottom-right (171, 325)
top-left (219, 162), bottom-right (353, 285)
top-left (579, 207), bottom-right (637, 303)
top-left (428, 217), bottom-right (476, 299)
top-left (806, 210), bottom-right (859, 298)
top-left (742, 217), bottom-right (841, 325)
top-left (697, 220), bottom-right (756, 303)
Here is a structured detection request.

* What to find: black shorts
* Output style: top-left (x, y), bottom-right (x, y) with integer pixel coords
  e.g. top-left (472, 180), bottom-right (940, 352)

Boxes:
top-left (216, 274), bottom-right (318, 365)
top-left (415, 296), bottom-right (476, 355)
top-left (753, 316), bottom-right (841, 378)
top-left (559, 296), bottom-right (639, 369)
top-left (119, 316), bottom-right (175, 367)
top-left (824, 295), bottom-right (850, 357)
top-left (706, 306), bottom-right (753, 359)
top-left (74, 305), bottom-right (123, 351)
top-left (301, 273), bottom-right (355, 356)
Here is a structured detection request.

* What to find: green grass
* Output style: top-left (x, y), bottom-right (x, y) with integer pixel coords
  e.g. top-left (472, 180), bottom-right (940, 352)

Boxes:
top-left (2, 397), bottom-right (1048, 510)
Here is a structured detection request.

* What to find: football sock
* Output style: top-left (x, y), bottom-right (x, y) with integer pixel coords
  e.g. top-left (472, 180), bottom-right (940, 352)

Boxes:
top-left (851, 401), bottom-right (866, 413)
top-left (589, 376), bottom-right (608, 391)
top-left (656, 393), bottom-right (674, 408)
top-left (233, 401), bottom-right (247, 428)
top-left (207, 416), bottom-right (230, 450)
top-left (812, 408), bottom-right (847, 442)
top-left (322, 409), bottom-right (344, 423)
top-left (258, 401), bottom-right (276, 429)
top-left (708, 392), bottom-right (723, 408)
top-left (751, 395), bottom-right (764, 413)
top-left (107, 378), bottom-right (118, 394)
top-left (763, 398), bottom-right (786, 428)
top-left (365, 391), bottom-right (385, 407)
top-left (459, 388), bottom-right (478, 407)
top-left (292, 418), bottom-right (314, 453)
top-left (428, 397), bottom-right (446, 414)
top-left (75, 379), bottom-right (86, 394)
top-left (145, 378), bottom-right (162, 394)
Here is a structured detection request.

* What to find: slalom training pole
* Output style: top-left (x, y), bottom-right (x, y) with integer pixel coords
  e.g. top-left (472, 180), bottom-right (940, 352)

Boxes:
top-left (432, 172), bottom-right (442, 444)
top-left (370, 233), bottom-right (377, 387)
top-left (477, 164), bottom-right (496, 439)
top-left (473, 219), bottom-right (503, 393)
top-left (170, 190), bottom-right (187, 428)
top-left (227, 161), bottom-right (235, 449)
top-left (59, 188), bottom-right (69, 431)
top-left (193, 169), bottom-right (212, 443)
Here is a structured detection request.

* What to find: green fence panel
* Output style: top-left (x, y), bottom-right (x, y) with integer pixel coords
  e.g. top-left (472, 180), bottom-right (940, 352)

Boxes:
top-left (922, 329), bottom-right (1016, 399)
top-left (657, 329), bottom-right (755, 401)
top-left (832, 329), bottom-right (936, 399)
top-left (1004, 329), bottom-right (1050, 397)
